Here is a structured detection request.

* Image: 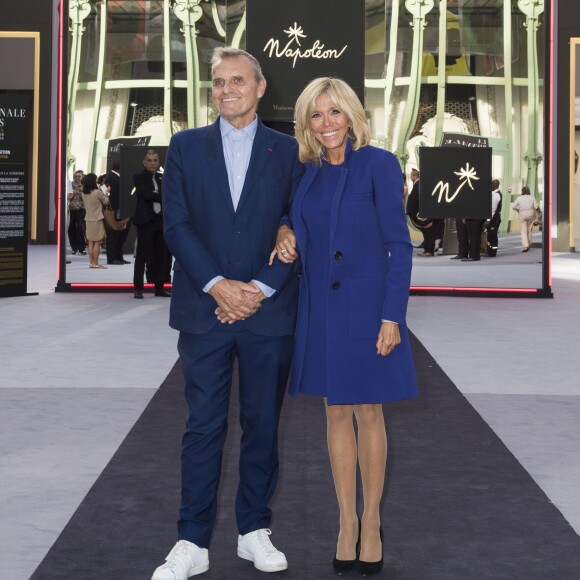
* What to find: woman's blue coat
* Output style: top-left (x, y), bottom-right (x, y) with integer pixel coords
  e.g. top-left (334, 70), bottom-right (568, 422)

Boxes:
top-left (288, 142), bottom-right (418, 404)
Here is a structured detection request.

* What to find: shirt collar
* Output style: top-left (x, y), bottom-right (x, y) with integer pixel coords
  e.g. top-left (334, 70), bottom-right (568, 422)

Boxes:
top-left (219, 115), bottom-right (258, 139)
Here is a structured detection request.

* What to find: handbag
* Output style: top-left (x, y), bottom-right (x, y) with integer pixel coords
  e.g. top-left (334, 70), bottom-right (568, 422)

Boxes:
top-left (533, 207), bottom-right (543, 226)
top-left (103, 206), bottom-right (130, 231)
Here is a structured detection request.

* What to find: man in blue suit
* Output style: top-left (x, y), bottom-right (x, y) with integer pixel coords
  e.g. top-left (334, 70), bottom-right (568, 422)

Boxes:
top-left (152, 48), bottom-right (303, 580)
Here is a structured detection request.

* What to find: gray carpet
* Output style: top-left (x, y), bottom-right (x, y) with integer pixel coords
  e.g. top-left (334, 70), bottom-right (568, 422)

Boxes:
top-left (30, 335), bottom-right (580, 580)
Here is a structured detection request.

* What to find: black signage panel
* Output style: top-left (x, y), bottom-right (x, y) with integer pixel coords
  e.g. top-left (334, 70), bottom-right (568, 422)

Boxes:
top-left (106, 136), bottom-right (151, 169)
top-left (419, 147), bottom-right (492, 219)
top-left (0, 93), bottom-right (30, 298)
top-left (246, 0), bottom-right (365, 122)
top-left (106, 136), bottom-right (151, 219)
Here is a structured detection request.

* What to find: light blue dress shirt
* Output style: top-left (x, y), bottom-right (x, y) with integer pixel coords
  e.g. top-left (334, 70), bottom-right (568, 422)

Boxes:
top-left (203, 116), bottom-right (275, 298)
top-left (221, 116), bottom-right (256, 210)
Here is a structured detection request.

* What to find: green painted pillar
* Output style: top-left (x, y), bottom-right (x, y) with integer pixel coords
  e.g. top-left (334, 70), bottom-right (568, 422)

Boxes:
top-left (518, 0), bottom-right (545, 201)
top-left (67, 0), bottom-right (92, 172)
top-left (173, 0), bottom-right (204, 128)
top-left (394, 0), bottom-right (435, 167)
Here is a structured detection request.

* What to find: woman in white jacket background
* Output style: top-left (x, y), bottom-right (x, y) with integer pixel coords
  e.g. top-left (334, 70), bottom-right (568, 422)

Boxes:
top-left (511, 186), bottom-right (539, 252)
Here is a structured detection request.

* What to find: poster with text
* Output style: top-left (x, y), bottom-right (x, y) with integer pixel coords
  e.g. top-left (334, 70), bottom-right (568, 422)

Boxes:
top-left (0, 93), bottom-right (30, 298)
top-left (246, 0), bottom-right (365, 122)
top-left (418, 147), bottom-right (492, 219)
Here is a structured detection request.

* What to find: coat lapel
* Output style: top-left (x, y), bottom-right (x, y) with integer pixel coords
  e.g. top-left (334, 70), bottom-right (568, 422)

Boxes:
top-left (292, 164), bottom-right (319, 260)
top-left (203, 119), bottom-right (235, 213)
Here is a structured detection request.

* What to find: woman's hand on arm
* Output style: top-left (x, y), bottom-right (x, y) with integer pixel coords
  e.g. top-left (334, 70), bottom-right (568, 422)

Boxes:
top-left (268, 225), bottom-right (299, 265)
top-left (376, 321), bottom-right (401, 357)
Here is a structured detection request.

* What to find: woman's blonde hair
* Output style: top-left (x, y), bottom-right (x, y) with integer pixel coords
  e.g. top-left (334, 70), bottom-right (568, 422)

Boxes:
top-left (294, 77), bottom-right (371, 165)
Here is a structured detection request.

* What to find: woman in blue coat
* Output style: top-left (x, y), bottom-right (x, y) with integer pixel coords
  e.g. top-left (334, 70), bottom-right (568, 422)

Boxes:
top-left (272, 78), bottom-right (418, 576)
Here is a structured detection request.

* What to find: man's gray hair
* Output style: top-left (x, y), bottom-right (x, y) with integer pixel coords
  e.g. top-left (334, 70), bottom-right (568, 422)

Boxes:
top-left (210, 47), bottom-right (265, 83)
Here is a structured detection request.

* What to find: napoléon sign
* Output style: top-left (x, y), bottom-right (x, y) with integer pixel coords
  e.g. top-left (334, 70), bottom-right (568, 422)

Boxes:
top-left (247, 0), bottom-right (365, 123)
top-left (262, 22), bottom-right (348, 69)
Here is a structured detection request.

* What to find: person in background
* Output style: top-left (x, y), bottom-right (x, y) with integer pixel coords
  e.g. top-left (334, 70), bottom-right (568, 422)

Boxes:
top-left (463, 217), bottom-right (486, 261)
top-left (432, 219), bottom-right (445, 254)
top-left (450, 217), bottom-right (469, 260)
top-left (451, 216), bottom-right (485, 262)
top-left (67, 169), bottom-right (86, 256)
top-left (407, 169), bottom-right (445, 254)
top-left (511, 185), bottom-right (538, 252)
top-left (406, 168), bottom-right (440, 256)
top-left (272, 77), bottom-right (418, 577)
top-left (96, 174), bottom-right (110, 255)
top-left (82, 172), bottom-right (109, 269)
top-left (132, 149), bottom-right (170, 299)
top-left (97, 173), bottom-right (108, 194)
top-left (485, 179), bottom-right (502, 257)
top-left (105, 161), bottom-right (131, 266)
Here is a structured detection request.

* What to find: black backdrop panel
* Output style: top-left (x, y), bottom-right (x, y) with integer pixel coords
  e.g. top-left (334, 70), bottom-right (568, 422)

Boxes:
top-left (419, 147), bottom-right (492, 219)
top-left (106, 136), bottom-right (150, 171)
top-left (246, 0), bottom-right (365, 122)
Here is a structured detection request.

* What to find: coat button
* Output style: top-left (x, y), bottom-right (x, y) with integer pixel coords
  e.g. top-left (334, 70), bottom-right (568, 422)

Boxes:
top-left (332, 282), bottom-right (341, 289)
top-left (333, 251), bottom-right (343, 260)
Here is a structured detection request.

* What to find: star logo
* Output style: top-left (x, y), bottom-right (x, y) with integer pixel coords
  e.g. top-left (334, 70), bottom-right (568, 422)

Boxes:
top-left (283, 22), bottom-right (307, 46)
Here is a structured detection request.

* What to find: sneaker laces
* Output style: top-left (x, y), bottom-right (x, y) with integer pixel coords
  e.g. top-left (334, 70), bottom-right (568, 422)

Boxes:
top-left (164, 540), bottom-right (191, 565)
top-left (255, 529), bottom-right (278, 556)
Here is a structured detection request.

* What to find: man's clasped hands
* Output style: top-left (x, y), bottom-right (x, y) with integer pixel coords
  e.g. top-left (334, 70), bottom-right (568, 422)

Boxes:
top-left (210, 225), bottom-right (296, 325)
top-left (210, 279), bottom-right (265, 324)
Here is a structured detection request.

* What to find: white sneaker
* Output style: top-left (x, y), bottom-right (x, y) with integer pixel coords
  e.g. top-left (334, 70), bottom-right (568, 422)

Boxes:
top-left (151, 540), bottom-right (209, 579)
top-left (237, 528), bottom-right (288, 573)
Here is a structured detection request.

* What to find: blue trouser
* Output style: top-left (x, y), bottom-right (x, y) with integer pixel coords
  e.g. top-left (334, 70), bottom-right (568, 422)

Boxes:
top-left (177, 328), bottom-right (294, 548)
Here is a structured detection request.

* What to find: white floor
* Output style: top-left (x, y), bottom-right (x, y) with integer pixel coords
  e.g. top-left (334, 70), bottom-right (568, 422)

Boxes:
top-left (0, 245), bottom-right (579, 579)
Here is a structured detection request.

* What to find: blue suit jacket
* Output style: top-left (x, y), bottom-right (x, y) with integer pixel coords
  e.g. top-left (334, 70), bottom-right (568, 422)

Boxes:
top-left (163, 119), bottom-right (304, 336)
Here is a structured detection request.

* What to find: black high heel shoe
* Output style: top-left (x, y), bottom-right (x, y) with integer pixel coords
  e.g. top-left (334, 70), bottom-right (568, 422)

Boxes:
top-left (332, 518), bottom-right (361, 576)
top-left (356, 527), bottom-right (383, 576)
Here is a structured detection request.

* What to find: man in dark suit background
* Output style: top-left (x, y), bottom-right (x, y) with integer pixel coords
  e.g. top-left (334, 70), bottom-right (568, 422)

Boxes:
top-left (452, 216), bottom-right (485, 261)
top-left (104, 161), bottom-right (131, 265)
top-left (132, 149), bottom-right (170, 298)
top-left (151, 48), bottom-right (303, 580)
